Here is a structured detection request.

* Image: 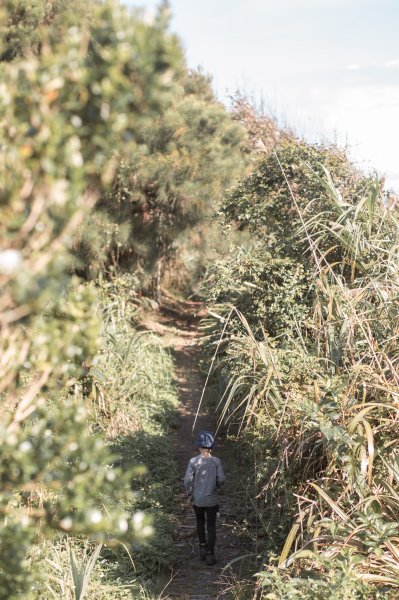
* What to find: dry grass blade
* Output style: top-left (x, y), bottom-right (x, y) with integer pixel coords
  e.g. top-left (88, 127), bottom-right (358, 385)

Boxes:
top-left (360, 418), bottom-right (375, 485)
top-left (278, 521), bottom-right (301, 567)
top-left (308, 484), bottom-right (349, 521)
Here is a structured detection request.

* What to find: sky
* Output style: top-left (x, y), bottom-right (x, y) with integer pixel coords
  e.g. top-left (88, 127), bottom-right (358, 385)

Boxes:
top-left (126, 0), bottom-right (399, 191)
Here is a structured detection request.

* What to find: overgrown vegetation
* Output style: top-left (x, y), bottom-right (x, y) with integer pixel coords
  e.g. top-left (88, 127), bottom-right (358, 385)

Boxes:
top-left (30, 276), bottom-right (180, 598)
top-left (202, 137), bottom-right (399, 598)
top-left (2, 0), bottom-right (398, 598)
top-left (0, 0), bottom-right (244, 595)
top-left (0, 0), bottom-right (179, 592)
top-left (72, 49), bottom-right (246, 294)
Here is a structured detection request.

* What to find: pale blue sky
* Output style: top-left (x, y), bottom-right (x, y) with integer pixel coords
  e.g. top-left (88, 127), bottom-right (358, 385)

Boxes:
top-left (126, 0), bottom-right (399, 190)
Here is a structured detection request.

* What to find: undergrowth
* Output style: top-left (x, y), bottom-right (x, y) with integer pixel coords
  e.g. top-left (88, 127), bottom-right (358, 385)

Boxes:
top-left (31, 275), bottom-right (180, 599)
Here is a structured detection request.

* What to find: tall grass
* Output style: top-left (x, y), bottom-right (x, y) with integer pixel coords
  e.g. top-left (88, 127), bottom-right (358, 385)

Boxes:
top-left (30, 275), bottom-right (180, 598)
top-left (202, 166), bottom-right (399, 598)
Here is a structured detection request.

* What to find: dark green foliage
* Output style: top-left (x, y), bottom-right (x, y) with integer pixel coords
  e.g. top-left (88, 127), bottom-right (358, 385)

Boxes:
top-left (0, 399), bottom-right (148, 599)
top-left (0, 0), bottom-right (95, 62)
top-left (0, 401), bottom-right (141, 529)
top-left (222, 140), bottom-right (375, 268)
top-left (74, 69), bottom-right (247, 290)
top-left (206, 243), bottom-right (312, 338)
top-left (0, 522), bottom-right (34, 599)
top-left (114, 433), bottom-right (178, 575)
top-left (81, 281), bottom-right (180, 590)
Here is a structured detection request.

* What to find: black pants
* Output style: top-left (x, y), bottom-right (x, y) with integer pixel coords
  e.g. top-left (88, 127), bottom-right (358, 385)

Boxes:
top-left (193, 504), bottom-right (219, 555)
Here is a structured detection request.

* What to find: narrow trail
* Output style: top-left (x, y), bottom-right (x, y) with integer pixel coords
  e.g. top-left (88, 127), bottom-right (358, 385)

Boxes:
top-left (140, 298), bottom-right (248, 599)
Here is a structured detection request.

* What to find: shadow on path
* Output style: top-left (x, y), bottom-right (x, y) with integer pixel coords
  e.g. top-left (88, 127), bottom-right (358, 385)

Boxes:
top-left (150, 300), bottom-right (250, 600)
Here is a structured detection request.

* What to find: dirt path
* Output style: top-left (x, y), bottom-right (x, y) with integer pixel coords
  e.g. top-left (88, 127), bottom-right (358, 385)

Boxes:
top-left (143, 299), bottom-right (248, 600)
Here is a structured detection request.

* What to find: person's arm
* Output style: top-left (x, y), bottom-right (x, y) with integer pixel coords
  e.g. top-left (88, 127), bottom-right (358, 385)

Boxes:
top-left (216, 458), bottom-right (226, 489)
top-left (184, 459), bottom-right (195, 500)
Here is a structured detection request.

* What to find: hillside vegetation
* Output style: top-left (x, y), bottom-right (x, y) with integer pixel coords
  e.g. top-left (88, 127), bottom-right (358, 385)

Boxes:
top-left (202, 141), bottom-right (399, 598)
top-left (1, 1), bottom-right (398, 599)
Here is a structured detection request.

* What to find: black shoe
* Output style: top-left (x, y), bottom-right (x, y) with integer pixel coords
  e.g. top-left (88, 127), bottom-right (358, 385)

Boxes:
top-left (199, 543), bottom-right (208, 560)
top-left (205, 552), bottom-right (216, 565)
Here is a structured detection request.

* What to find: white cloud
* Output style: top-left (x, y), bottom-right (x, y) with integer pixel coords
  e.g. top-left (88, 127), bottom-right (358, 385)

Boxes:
top-left (385, 59), bottom-right (399, 68)
top-left (248, 0), bottom-right (384, 7)
top-left (345, 59), bottom-right (399, 71)
top-left (320, 85), bottom-right (399, 190)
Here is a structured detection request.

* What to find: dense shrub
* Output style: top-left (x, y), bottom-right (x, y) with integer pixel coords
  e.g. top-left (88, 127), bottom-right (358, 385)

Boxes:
top-left (73, 69), bottom-right (247, 293)
top-left (0, 1), bottom-right (181, 594)
top-left (203, 139), bottom-right (399, 598)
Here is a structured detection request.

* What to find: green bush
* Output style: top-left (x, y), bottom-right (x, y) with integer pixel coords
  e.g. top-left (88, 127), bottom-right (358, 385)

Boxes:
top-left (0, 0), bottom-right (182, 594)
top-left (74, 69), bottom-right (247, 292)
top-left (202, 139), bottom-right (399, 598)
top-left (222, 140), bottom-right (376, 270)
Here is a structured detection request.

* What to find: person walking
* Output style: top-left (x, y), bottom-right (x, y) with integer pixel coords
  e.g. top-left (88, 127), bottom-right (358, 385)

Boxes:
top-left (184, 431), bottom-right (225, 565)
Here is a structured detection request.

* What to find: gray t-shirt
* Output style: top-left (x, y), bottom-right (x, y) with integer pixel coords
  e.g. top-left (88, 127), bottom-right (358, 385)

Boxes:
top-left (184, 454), bottom-right (225, 507)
